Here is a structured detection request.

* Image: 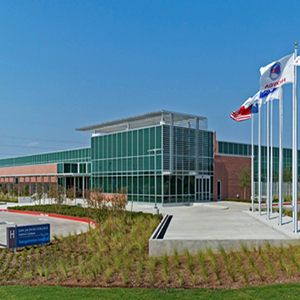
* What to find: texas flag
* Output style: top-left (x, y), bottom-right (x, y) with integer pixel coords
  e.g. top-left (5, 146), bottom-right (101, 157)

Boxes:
top-left (230, 103), bottom-right (258, 122)
top-left (230, 89), bottom-right (280, 122)
top-left (230, 92), bottom-right (260, 122)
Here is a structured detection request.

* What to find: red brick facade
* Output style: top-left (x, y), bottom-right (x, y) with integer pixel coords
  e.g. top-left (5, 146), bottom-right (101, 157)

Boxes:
top-left (213, 133), bottom-right (251, 200)
top-left (0, 164), bottom-right (57, 184)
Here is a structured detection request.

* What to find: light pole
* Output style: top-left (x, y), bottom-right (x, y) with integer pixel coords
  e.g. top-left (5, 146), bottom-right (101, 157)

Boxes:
top-left (148, 148), bottom-right (163, 211)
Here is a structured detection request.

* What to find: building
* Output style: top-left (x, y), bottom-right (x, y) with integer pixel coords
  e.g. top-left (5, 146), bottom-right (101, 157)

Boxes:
top-left (77, 110), bottom-right (214, 205)
top-left (0, 148), bottom-right (91, 197)
top-left (214, 138), bottom-right (297, 201)
top-left (0, 110), bottom-right (297, 205)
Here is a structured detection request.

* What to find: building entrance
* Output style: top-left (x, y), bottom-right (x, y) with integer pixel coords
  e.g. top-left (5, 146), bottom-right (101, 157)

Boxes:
top-left (217, 180), bottom-right (221, 200)
top-left (195, 175), bottom-right (210, 201)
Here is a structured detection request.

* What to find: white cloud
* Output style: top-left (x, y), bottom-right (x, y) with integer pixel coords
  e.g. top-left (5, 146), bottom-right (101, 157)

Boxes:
top-left (27, 142), bottom-right (40, 147)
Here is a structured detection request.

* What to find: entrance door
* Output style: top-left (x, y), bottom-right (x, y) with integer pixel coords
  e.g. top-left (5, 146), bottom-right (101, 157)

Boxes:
top-left (195, 175), bottom-right (211, 201)
top-left (217, 180), bottom-right (221, 200)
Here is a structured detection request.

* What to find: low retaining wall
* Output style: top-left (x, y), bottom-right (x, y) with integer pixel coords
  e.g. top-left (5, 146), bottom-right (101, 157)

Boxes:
top-left (149, 215), bottom-right (300, 257)
top-left (18, 197), bottom-right (33, 204)
top-left (149, 238), bottom-right (300, 257)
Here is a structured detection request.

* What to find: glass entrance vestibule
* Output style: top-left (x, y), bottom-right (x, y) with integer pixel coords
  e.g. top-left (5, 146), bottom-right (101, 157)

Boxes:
top-left (195, 175), bottom-right (211, 201)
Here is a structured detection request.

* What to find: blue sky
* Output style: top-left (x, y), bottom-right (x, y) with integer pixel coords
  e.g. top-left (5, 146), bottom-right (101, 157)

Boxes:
top-left (0, 0), bottom-right (299, 157)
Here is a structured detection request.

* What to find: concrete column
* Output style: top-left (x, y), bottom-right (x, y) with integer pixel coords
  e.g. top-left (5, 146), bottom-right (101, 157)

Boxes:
top-left (17, 177), bottom-right (20, 198)
top-left (48, 176), bottom-right (51, 204)
top-left (195, 118), bottom-right (199, 175)
top-left (82, 176), bottom-right (85, 201)
top-left (170, 113), bottom-right (174, 174)
top-left (42, 177), bottom-right (45, 205)
top-left (29, 177), bottom-right (31, 196)
top-left (74, 176), bottom-right (76, 205)
top-left (64, 176), bottom-right (66, 203)
top-left (56, 176), bottom-right (59, 204)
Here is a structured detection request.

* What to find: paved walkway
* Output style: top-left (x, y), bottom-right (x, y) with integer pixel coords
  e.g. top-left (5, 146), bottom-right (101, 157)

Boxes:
top-left (126, 201), bottom-right (300, 255)
top-left (4, 199), bottom-right (300, 241)
top-left (2, 199), bottom-right (300, 254)
top-left (127, 201), bottom-right (300, 240)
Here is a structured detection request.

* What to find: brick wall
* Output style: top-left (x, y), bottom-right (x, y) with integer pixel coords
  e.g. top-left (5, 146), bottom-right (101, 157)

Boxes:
top-left (0, 164), bottom-right (57, 184)
top-left (214, 155), bottom-right (251, 200)
top-left (213, 133), bottom-right (251, 200)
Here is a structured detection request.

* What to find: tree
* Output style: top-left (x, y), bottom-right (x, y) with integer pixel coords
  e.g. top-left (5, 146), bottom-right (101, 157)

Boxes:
top-left (275, 167), bottom-right (292, 182)
top-left (57, 185), bottom-right (65, 208)
top-left (48, 184), bottom-right (58, 206)
top-left (24, 184), bottom-right (30, 196)
top-left (0, 184), bottom-right (7, 196)
top-left (66, 186), bottom-right (75, 205)
top-left (86, 187), bottom-right (127, 225)
top-left (83, 188), bottom-right (90, 210)
top-left (237, 165), bottom-right (251, 200)
top-left (35, 185), bottom-right (43, 206)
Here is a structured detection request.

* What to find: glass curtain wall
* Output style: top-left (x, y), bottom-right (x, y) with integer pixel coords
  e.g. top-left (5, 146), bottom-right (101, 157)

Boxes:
top-left (91, 126), bottom-right (163, 203)
top-left (91, 125), bottom-right (214, 204)
top-left (162, 125), bottom-right (214, 204)
top-left (0, 148), bottom-right (91, 168)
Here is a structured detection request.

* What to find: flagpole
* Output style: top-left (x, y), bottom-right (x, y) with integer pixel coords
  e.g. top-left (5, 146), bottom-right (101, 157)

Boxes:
top-left (267, 100), bottom-right (270, 220)
top-left (270, 99), bottom-right (273, 213)
top-left (258, 103), bottom-right (262, 216)
top-left (279, 86), bottom-right (283, 226)
top-left (251, 113), bottom-right (254, 212)
top-left (293, 42), bottom-right (298, 233)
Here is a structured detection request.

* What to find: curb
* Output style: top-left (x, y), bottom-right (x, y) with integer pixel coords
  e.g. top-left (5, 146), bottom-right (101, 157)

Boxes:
top-left (0, 209), bottom-right (97, 227)
top-left (261, 202), bottom-right (300, 208)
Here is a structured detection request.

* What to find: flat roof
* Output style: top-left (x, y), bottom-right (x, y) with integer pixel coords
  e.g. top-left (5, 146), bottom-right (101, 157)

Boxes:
top-left (0, 173), bottom-right (90, 178)
top-left (76, 110), bottom-right (208, 134)
top-left (0, 147), bottom-right (90, 161)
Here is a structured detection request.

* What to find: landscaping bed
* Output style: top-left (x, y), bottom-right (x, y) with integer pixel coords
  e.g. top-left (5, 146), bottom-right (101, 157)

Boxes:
top-left (3, 203), bottom-right (300, 290)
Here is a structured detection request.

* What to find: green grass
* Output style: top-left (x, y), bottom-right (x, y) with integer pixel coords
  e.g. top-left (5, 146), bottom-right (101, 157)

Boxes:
top-left (224, 198), bottom-right (258, 203)
top-left (9, 204), bottom-right (155, 219)
top-left (2, 283), bottom-right (300, 300)
top-left (224, 198), bottom-right (292, 204)
top-left (10, 204), bottom-right (91, 218)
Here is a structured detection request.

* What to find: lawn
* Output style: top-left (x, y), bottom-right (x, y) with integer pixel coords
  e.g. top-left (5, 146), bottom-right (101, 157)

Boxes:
top-left (2, 283), bottom-right (300, 300)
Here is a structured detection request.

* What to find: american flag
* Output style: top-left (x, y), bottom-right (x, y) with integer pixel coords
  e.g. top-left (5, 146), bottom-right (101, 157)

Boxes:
top-left (230, 104), bottom-right (257, 122)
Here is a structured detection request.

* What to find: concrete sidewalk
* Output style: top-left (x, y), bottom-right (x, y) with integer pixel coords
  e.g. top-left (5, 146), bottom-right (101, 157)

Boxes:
top-left (128, 201), bottom-right (300, 240)
top-left (3, 199), bottom-right (300, 255)
top-left (244, 210), bottom-right (300, 239)
top-left (126, 201), bottom-right (300, 256)
top-left (4, 199), bottom-right (300, 241)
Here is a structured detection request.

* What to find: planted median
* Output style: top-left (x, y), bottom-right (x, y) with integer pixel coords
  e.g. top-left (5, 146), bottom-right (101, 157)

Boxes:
top-left (3, 193), bottom-right (300, 289)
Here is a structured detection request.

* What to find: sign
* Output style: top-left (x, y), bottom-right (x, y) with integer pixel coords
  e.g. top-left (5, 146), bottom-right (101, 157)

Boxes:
top-left (6, 227), bottom-right (16, 249)
top-left (6, 224), bottom-right (50, 248)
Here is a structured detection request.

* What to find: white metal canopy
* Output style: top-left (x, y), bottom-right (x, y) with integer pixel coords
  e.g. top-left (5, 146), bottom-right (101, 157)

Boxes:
top-left (76, 110), bottom-right (208, 134)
